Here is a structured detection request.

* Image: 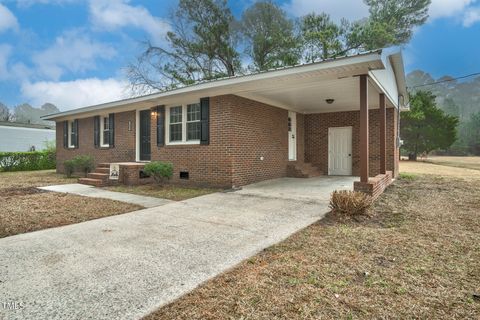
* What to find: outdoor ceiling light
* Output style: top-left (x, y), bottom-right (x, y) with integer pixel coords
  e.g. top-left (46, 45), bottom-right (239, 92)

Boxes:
top-left (325, 99), bottom-right (335, 104)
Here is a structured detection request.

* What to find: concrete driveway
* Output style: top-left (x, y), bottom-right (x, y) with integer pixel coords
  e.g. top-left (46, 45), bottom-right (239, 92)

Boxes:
top-left (0, 176), bottom-right (355, 320)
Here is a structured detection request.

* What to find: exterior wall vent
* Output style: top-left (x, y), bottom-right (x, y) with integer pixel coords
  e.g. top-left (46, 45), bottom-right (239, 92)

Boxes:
top-left (180, 171), bottom-right (189, 179)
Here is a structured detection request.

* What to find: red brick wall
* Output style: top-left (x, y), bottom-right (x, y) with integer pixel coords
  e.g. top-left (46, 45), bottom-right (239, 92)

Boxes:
top-left (55, 96), bottom-right (399, 187)
top-left (150, 95), bottom-right (292, 187)
top-left (228, 96), bottom-right (289, 187)
top-left (304, 108), bottom-right (399, 178)
top-left (354, 171), bottom-right (393, 199)
top-left (56, 111), bottom-right (136, 173)
top-left (150, 95), bottom-right (234, 188)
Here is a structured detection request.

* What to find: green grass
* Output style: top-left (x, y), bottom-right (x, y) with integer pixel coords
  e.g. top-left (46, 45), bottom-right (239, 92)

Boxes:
top-left (398, 172), bottom-right (417, 181)
top-left (104, 184), bottom-right (220, 201)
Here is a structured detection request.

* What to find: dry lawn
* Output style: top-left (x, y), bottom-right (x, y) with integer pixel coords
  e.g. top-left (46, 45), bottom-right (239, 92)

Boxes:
top-left (401, 160), bottom-right (480, 179)
top-left (145, 162), bottom-right (480, 319)
top-left (0, 169), bottom-right (74, 190)
top-left (105, 184), bottom-right (219, 201)
top-left (425, 156), bottom-right (480, 171)
top-left (0, 170), bottom-right (142, 238)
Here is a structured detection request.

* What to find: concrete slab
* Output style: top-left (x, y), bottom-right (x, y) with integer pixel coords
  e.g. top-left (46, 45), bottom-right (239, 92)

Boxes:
top-left (38, 183), bottom-right (172, 208)
top-left (237, 176), bottom-right (358, 202)
top-left (2, 176), bottom-right (354, 320)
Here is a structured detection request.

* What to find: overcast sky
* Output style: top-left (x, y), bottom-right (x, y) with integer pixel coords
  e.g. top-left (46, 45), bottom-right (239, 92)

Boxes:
top-left (0, 0), bottom-right (479, 110)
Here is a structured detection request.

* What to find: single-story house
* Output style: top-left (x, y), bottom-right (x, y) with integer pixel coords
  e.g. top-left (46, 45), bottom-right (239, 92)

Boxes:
top-left (43, 49), bottom-right (408, 198)
top-left (0, 121), bottom-right (56, 152)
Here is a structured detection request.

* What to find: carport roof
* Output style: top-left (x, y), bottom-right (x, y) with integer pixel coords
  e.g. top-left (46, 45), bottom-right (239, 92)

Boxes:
top-left (43, 49), bottom-right (408, 121)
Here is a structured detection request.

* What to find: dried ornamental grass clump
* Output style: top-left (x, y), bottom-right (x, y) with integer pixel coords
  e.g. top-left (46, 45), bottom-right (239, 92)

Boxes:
top-left (329, 190), bottom-right (373, 217)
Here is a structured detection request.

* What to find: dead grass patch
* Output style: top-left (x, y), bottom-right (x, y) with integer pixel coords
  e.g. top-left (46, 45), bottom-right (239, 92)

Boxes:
top-left (0, 170), bottom-right (142, 238)
top-left (0, 192), bottom-right (142, 238)
top-left (104, 184), bottom-right (219, 201)
top-left (145, 174), bottom-right (480, 320)
top-left (0, 169), bottom-right (75, 190)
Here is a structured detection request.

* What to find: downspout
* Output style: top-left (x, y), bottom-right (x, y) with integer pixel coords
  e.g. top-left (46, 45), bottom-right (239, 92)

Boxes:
top-left (397, 94), bottom-right (402, 148)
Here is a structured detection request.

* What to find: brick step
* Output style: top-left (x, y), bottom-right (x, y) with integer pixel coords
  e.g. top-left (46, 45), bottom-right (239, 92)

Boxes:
top-left (78, 178), bottom-right (105, 187)
top-left (97, 163), bottom-right (110, 168)
top-left (301, 167), bottom-right (323, 175)
top-left (287, 162), bottom-right (323, 178)
top-left (95, 167), bottom-right (109, 174)
top-left (297, 164), bottom-right (321, 172)
top-left (302, 170), bottom-right (322, 177)
top-left (87, 173), bottom-right (109, 181)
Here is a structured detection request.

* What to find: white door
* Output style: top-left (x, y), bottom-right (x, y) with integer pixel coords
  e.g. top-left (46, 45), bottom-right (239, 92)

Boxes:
top-left (328, 127), bottom-right (352, 175)
top-left (288, 111), bottom-right (297, 161)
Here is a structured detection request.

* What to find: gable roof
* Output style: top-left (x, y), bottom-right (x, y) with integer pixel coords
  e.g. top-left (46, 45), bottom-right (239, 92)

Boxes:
top-left (43, 49), bottom-right (407, 120)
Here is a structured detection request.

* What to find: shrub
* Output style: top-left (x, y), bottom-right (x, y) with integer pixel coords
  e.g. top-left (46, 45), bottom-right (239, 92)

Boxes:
top-left (62, 155), bottom-right (94, 178)
top-left (0, 151), bottom-right (56, 172)
top-left (72, 155), bottom-right (94, 177)
top-left (143, 161), bottom-right (173, 185)
top-left (329, 190), bottom-right (373, 217)
top-left (64, 160), bottom-right (75, 178)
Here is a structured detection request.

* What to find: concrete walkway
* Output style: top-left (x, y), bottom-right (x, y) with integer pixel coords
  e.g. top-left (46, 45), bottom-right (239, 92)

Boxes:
top-left (1, 176), bottom-right (354, 320)
top-left (39, 183), bottom-right (172, 208)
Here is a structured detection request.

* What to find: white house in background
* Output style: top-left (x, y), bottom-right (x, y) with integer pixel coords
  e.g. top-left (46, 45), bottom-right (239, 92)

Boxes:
top-left (0, 121), bottom-right (56, 152)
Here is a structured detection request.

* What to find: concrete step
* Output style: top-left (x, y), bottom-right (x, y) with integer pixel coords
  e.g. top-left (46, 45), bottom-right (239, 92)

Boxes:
top-left (87, 173), bottom-right (109, 181)
top-left (97, 163), bottom-right (110, 168)
top-left (78, 178), bottom-right (105, 187)
top-left (95, 167), bottom-right (110, 174)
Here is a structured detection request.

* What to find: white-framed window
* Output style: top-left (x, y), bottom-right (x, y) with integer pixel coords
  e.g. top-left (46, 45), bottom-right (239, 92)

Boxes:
top-left (187, 103), bottom-right (201, 141)
top-left (169, 106), bottom-right (183, 142)
top-left (68, 120), bottom-right (76, 148)
top-left (100, 116), bottom-right (110, 147)
top-left (166, 103), bottom-right (201, 145)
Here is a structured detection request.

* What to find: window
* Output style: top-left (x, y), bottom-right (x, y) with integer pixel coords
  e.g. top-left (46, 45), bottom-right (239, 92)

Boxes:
top-left (187, 103), bottom-right (201, 140)
top-left (100, 116), bottom-right (110, 147)
top-left (169, 106), bottom-right (183, 142)
top-left (166, 103), bottom-right (201, 144)
top-left (68, 120), bottom-right (76, 148)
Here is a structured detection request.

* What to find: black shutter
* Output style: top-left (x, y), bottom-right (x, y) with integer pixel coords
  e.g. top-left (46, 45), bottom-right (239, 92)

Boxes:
top-left (63, 121), bottom-right (68, 148)
top-left (94, 116), bottom-right (100, 148)
top-left (200, 97), bottom-right (209, 145)
top-left (157, 105), bottom-right (165, 146)
top-left (73, 119), bottom-right (79, 148)
top-left (109, 113), bottom-right (115, 147)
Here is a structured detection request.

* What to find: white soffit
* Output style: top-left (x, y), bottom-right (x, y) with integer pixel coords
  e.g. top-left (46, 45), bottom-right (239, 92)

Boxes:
top-left (43, 51), bottom-right (392, 120)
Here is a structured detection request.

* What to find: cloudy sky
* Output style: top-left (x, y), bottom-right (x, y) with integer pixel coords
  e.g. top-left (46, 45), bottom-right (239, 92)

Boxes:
top-left (0, 0), bottom-right (479, 111)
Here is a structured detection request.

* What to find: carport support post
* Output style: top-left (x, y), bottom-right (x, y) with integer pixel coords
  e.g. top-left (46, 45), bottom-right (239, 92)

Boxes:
top-left (379, 93), bottom-right (387, 174)
top-left (359, 74), bottom-right (369, 183)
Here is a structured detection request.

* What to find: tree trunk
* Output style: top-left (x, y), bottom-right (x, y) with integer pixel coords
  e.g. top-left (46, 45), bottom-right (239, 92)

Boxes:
top-left (408, 153), bottom-right (417, 161)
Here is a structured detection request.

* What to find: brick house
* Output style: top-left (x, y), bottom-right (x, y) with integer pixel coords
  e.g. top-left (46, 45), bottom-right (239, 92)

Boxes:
top-left (44, 50), bottom-right (408, 198)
